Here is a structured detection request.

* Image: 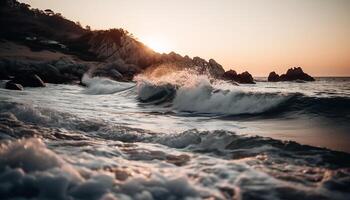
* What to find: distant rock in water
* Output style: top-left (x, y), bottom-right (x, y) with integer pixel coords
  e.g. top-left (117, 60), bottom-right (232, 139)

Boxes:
top-left (12, 73), bottom-right (46, 87)
top-left (5, 81), bottom-right (23, 90)
top-left (222, 70), bottom-right (237, 80)
top-left (236, 71), bottom-right (255, 84)
top-left (223, 70), bottom-right (255, 84)
top-left (268, 67), bottom-right (315, 82)
top-left (267, 71), bottom-right (280, 82)
top-left (207, 59), bottom-right (225, 78)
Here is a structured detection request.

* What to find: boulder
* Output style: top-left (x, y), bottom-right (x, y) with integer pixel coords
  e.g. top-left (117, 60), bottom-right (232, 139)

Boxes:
top-left (222, 70), bottom-right (237, 80)
top-left (12, 73), bottom-right (46, 87)
top-left (222, 70), bottom-right (255, 84)
top-left (208, 59), bottom-right (225, 78)
top-left (268, 71), bottom-right (280, 82)
top-left (236, 71), bottom-right (255, 84)
top-left (271, 67), bottom-right (315, 82)
top-left (36, 64), bottom-right (67, 84)
top-left (5, 81), bottom-right (23, 90)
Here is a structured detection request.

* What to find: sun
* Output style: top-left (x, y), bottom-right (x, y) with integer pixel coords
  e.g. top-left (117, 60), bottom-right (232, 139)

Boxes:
top-left (141, 36), bottom-right (171, 53)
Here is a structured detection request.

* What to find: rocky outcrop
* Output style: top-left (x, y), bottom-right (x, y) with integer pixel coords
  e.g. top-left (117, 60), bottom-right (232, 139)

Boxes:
top-left (268, 71), bottom-right (280, 82)
top-left (89, 60), bottom-right (141, 81)
top-left (12, 73), bottom-right (46, 87)
top-left (268, 67), bottom-right (315, 82)
top-left (0, 57), bottom-right (89, 84)
top-left (208, 59), bottom-right (225, 78)
top-left (0, 0), bottom-right (254, 84)
top-left (79, 29), bottom-right (230, 80)
top-left (35, 64), bottom-right (66, 84)
top-left (5, 81), bottom-right (23, 90)
top-left (82, 29), bottom-right (159, 69)
top-left (50, 58), bottom-right (89, 83)
top-left (223, 70), bottom-right (237, 80)
top-left (223, 70), bottom-right (255, 84)
top-left (236, 71), bottom-right (255, 84)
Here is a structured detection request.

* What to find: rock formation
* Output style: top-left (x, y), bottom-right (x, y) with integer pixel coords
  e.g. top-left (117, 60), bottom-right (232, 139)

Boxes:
top-left (268, 67), bottom-right (315, 82)
top-left (223, 70), bottom-right (255, 84)
top-left (0, 0), bottom-right (252, 84)
top-left (267, 71), bottom-right (280, 82)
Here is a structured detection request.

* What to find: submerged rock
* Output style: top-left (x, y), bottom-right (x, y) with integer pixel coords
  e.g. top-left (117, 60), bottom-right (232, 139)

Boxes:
top-left (268, 67), bottom-right (315, 82)
top-left (5, 81), bottom-right (23, 90)
top-left (12, 73), bottom-right (46, 87)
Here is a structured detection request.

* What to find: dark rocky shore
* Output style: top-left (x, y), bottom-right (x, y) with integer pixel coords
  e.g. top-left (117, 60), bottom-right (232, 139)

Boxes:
top-left (0, 0), bottom-right (314, 90)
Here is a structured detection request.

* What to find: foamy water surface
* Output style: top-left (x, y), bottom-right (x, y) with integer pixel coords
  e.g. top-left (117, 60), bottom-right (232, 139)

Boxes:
top-left (0, 73), bottom-right (349, 200)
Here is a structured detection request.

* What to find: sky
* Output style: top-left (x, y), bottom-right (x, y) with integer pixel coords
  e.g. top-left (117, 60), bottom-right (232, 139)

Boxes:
top-left (21, 0), bottom-right (350, 76)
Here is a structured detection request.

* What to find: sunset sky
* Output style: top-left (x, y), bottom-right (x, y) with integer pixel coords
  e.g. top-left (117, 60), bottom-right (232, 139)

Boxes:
top-left (21, 0), bottom-right (350, 76)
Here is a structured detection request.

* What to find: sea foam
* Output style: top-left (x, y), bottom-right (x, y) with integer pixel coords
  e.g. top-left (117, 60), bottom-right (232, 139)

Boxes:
top-left (82, 74), bottom-right (135, 95)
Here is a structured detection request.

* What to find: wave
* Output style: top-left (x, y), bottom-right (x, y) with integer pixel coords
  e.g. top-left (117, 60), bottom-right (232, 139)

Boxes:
top-left (1, 101), bottom-right (350, 199)
top-left (0, 101), bottom-right (105, 137)
top-left (135, 71), bottom-right (294, 115)
top-left (172, 83), bottom-right (291, 115)
top-left (1, 134), bottom-right (350, 200)
top-left (135, 72), bottom-right (350, 118)
top-left (1, 102), bottom-right (349, 167)
top-left (137, 81), bottom-right (176, 104)
top-left (81, 74), bottom-right (135, 95)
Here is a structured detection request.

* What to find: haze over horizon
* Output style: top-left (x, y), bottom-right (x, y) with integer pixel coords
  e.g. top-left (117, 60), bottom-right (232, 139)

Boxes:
top-left (20, 0), bottom-right (350, 76)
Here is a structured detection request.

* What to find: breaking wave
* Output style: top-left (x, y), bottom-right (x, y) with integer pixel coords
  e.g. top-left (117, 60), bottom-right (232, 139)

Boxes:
top-left (172, 83), bottom-right (290, 115)
top-left (135, 72), bottom-right (350, 117)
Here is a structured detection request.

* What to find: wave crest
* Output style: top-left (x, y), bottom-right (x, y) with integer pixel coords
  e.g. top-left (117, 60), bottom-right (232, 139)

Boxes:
top-left (135, 70), bottom-right (350, 117)
top-left (135, 70), bottom-right (291, 115)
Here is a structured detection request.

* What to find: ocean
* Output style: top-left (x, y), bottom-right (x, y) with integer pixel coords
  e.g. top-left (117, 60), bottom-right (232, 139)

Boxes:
top-left (0, 73), bottom-right (349, 199)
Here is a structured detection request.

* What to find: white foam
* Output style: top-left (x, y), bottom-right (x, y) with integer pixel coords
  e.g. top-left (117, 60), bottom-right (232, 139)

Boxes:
top-left (82, 74), bottom-right (135, 95)
top-left (0, 138), bottom-right (204, 200)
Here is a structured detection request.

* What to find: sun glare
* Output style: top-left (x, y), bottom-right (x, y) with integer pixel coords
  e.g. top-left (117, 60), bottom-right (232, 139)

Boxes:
top-left (141, 36), bottom-right (171, 53)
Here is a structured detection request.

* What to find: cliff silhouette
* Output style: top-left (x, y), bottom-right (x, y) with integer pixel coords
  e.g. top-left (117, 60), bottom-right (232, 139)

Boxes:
top-left (0, 0), bottom-right (255, 84)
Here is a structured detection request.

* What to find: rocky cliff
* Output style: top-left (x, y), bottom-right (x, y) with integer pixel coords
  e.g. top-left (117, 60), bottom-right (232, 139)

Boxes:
top-left (0, 0), bottom-right (237, 83)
